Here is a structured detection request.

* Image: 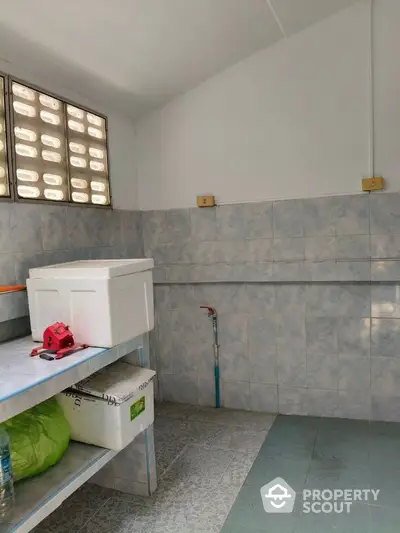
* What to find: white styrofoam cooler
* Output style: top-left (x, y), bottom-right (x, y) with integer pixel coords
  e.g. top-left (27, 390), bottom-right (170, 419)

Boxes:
top-left (57, 362), bottom-right (156, 451)
top-left (27, 259), bottom-right (154, 347)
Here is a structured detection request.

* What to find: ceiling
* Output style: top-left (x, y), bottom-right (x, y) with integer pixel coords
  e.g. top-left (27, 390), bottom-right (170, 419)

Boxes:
top-left (0, 0), bottom-right (359, 118)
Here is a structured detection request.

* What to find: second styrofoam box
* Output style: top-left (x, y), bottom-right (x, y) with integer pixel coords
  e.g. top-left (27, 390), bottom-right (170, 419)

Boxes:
top-left (27, 259), bottom-right (154, 347)
top-left (57, 362), bottom-right (156, 451)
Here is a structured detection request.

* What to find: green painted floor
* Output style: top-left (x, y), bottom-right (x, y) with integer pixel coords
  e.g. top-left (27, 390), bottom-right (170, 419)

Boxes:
top-left (221, 414), bottom-right (400, 533)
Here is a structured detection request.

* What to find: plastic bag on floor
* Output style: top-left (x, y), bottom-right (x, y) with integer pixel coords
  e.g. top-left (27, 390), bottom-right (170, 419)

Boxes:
top-left (1, 398), bottom-right (70, 481)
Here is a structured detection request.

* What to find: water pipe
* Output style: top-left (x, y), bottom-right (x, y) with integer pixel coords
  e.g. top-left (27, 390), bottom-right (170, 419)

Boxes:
top-left (200, 306), bottom-right (220, 408)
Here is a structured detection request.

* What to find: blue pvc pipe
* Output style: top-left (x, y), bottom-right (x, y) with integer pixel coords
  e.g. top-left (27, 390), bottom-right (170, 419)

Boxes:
top-left (201, 307), bottom-right (220, 409)
top-left (214, 365), bottom-right (220, 409)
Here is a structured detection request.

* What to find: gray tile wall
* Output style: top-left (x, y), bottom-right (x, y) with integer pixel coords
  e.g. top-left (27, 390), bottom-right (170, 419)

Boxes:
top-left (0, 202), bottom-right (143, 339)
top-left (143, 194), bottom-right (379, 283)
top-left (5, 193), bottom-right (400, 422)
top-left (153, 283), bottom-right (374, 419)
top-left (145, 192), bottom-right (400, 422)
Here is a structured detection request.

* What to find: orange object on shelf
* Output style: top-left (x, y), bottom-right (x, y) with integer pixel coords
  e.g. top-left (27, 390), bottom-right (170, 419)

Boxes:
top-left (0, 285), bottom-right (26, 293)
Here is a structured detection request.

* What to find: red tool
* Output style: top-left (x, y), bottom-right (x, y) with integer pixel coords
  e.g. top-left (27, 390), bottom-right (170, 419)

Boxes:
top-left (30, 322), bottom-right (88, 359)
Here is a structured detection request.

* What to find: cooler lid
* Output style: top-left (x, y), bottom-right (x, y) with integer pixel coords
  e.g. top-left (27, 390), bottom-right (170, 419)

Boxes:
top-left (70, 361), bottom-right (156, 404)
top-left (29, 258), bottom-right (154, 280)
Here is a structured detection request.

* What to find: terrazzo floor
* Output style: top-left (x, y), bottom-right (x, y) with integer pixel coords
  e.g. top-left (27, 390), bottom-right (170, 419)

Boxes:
top-left (33, 404), bottom-right (400, 532)
top-left (33, 403), bottom-right (275, 533)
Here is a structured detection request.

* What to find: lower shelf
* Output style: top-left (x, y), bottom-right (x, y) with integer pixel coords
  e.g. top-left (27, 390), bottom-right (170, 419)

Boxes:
top-left (0, 442), bottom-right (117, 533)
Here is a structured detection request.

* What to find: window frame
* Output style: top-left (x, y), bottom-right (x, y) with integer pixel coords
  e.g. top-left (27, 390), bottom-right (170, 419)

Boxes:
top-left (8, 75), bottom-right (112, 209)
top-left (0, 71), bottom-right (15, 203)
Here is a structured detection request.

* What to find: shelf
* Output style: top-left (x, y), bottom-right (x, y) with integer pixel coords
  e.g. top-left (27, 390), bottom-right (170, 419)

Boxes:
top-left (0, 442), bottom-right (117, 533)
top-left (0, 335), bottom-right (143, 423)
top-left (0, 333), bottom-right (148, 532)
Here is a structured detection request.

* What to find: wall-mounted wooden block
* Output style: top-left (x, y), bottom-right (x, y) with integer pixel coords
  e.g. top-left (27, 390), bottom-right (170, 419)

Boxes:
top-left (362, 177), bottom-right (385, 192)
top-left (196, 195), bottom-right (215, 207)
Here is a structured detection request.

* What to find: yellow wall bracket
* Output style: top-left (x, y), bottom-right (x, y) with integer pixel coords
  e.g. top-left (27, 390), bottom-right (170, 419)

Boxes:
top-left (362, 177), bottom-right (385, 192)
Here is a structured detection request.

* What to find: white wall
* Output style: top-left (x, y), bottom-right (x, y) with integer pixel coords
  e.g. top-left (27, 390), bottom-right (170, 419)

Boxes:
top-left (107, 116), bottom-right (138, 210)
top-left (0, 57), bottom-right (138, 210)
top-left (373, 0), bottom-right (400, 183)
top-left (135, 1), bottom-right (385, 211)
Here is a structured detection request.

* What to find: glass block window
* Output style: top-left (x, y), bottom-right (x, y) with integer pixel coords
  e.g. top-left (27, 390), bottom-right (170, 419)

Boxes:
top-left (11, 81), bottom-right (68, 201)
top-left (67, 105), bottom-right (110, 206)
top-left (9, 78), bottom-right (110, 206)
top-left (0, 76), bottom-right (10, 197)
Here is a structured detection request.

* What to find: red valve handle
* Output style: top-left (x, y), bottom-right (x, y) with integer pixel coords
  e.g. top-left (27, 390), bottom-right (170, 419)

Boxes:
top-left (200, 305), bottom-right (217, 316)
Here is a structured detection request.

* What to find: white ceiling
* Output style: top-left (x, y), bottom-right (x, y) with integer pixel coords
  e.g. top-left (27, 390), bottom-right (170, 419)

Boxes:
top-left (0, 0), bottom-right (359, 118)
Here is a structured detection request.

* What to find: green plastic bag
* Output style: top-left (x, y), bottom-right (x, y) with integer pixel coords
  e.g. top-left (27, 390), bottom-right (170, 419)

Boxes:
top-left (1, 398), bottom-right (70, 481)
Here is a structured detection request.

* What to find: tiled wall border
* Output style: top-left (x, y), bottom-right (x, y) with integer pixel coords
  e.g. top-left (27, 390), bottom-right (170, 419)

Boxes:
top-left (152, 262), bottom-right (372, 284)
top-left (144, 192), bottom-right (400, 284)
